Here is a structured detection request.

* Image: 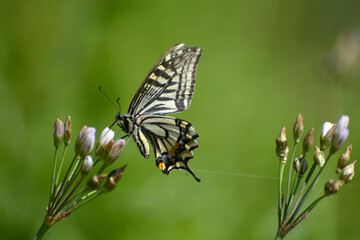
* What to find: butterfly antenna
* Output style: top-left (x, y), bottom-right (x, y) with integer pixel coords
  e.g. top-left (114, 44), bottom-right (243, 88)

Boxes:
top-left (99, 86), bottom-right (119, 113)
top-left (116, 97), bottom-right (122, 113)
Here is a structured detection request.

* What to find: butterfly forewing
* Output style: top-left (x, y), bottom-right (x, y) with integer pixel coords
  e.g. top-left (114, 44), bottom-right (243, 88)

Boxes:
top-left (128, 43), bottom-right (202, 117)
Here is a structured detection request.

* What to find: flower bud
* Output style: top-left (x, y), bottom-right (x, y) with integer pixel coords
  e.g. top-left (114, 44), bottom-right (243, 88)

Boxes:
top-left (330, 115), bottom-right (350, 154)
top-left (333, 115), bottom-right (349, 139)
top-left (97, 140), bottom-right (114, 162)
top-left (276, 127), bottom-right (287, 158)
top-left (313, 146), bottom-right (325, 168)
top-left (75, 126), bottom-right (96, 157)
top-left (81, 155), bottom-right (93, 176)
top-left (330, 128), bottom-right (349, 154)
top-left (96, 127), bottom-right (115, 154)
top-left (53, 118), bottom-right (65, 148)
top-left (104, 139), bottom-right (126, 166)
top-left (320, 122), bottom-right (335, 150)
top-left (324, 179), bottom-right (341, 196)
top-left (103, 165), bottom-right (127, 193)
top-left (302, 128), bottom-right (314, 156)
top-left (283, 145), bottom-right (289, 163)
top-left (293, 114), bottom-right (304, 144)
top-left (64, 116), bottom-right (72, 145)
top-left (87, 174), bottom-right (107, 190)
top-left (336, 144), bottom-right (352, 173)
top-left (298, 158), bottom-right (308, 178)
top-left (293, 157), bottom-right (302, 173)
top-left (339, 160), bottom-right (356, 186)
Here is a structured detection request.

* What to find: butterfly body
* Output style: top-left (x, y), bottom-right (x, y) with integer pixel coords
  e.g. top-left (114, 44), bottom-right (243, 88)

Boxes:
top-left (114, 43), bottom-right (202, 182)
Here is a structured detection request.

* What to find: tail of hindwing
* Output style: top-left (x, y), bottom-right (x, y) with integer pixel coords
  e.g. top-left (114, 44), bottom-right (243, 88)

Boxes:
top-left (141, 116), bottom-right (200, 182)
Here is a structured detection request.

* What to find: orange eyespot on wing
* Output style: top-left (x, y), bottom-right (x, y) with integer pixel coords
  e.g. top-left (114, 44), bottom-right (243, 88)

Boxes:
top-left (158, 161), bottom-right (166, 171)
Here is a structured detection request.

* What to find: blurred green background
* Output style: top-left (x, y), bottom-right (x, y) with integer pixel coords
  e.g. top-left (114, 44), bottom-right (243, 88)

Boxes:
top-left (1, 0), bottom-right (360, 239)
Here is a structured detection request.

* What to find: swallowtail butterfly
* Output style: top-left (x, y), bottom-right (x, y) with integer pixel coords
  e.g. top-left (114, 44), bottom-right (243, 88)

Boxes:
top-left (113, 43), bottom-right (202, 182)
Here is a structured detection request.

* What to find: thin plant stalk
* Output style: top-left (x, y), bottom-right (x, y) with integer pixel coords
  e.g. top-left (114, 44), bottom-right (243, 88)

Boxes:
top-left (287, 154), bottom-right (332, 223)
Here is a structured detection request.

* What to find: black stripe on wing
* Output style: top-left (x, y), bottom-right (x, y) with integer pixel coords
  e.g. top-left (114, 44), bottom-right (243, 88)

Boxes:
top-left (128, 43), bottom-right (202, 117)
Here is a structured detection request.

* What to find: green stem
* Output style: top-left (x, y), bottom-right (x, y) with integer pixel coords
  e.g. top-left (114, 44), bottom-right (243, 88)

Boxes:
top-left (274, 233), bottom-right (283, 240)
top-left (55, 145), bottom-right (68, 186)
top-left (51, 167), bottom-right (81, 215)
top-left (97, 164), bottom-right (107, 175)
top-left (68, 157), bottom-right (81, 184)
top-left (48, 149), bottom-right (59, 208)
top-left (48, 155), bottom-right (79, 213)
top-left (285, 143), bottom-right (297, 203)
top-left (293, 195), bottom-right (326, 223)
top-left (287, 154), bottom-right (332, 223)
top-left (73, 188), bottom-right (103, 211)
top-left (33, 222), bottom-right (51, 240)
top-left (93, 157), bottom-right (100, 167)
top-left (283, 176), bottom-right (301, 223)
top-left (284, 181), bottom-right (305, 224)
top-left (63, 187), bottom-right (87, 212)
top-left (283, 163), bottom-right (316, 224)
top-left (54, 175), bottom-right (84, 216)
top-left (283, 156), bottom-right (303, 223)
top-left (304, 163), bottom-right (316, 185)
top-left (278, 162), bottom-right (286, 223)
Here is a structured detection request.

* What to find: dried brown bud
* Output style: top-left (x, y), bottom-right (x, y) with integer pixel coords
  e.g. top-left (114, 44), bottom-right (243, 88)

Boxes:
top-left (324, 179), bottom-right (341, 196)
top-left (86, 174), bottom-right (107, 190)
top-left (293, 114), bottom-right (304, 144)
top-left (276, 127), bottom-right (287, 159)
top-left (103, 165), bottom-right (127, 193)
top-left (293, 157), bottom-right (301, 173)
top-left (313, 146), bottom-right (325, 168)
top-left (97, 139), bottom-right (114, 161)
top-left (339, 160), bottom-right (357, 186)
top-left (336, 144), bottom-right (352, 173)
top-left (298, 158), bottom-right (308, 178)
top-left (64, 116), bottom-right (72, 145)
top-left (303, 128), bottom-right (314, 156)
top-left (104, 139), bottom-right (126, 166)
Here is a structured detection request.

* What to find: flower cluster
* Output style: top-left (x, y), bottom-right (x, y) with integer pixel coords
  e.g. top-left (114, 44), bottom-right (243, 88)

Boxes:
top-left (275, 114), bottom-right (356, 239)
top-left (34, 116), bottom-right (126, 240)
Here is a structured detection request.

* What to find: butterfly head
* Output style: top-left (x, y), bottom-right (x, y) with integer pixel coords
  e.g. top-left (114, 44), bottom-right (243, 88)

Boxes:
top-left (113, 113), bottom-right (132, 134)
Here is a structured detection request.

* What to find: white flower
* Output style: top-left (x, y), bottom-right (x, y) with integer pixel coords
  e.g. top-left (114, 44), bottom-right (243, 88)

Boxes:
top-left (320, 122), bottom-right (334, 150)
top-left (321, 122), bottom-right (334, 140)
top-left (96, 127), bottom-right (115, 154)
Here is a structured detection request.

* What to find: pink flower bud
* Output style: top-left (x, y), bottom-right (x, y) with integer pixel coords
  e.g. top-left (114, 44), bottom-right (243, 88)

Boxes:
top-left (75, 126), bottom-right (96, 156)
top-left (53, 118), bottom-right (65, 148)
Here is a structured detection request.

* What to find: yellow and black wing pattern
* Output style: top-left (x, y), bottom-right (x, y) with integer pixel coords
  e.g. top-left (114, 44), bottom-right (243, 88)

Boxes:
top-left (138, 115), bottom-right (200, 182)
top-left (116, 43), bottom-right (202, 182)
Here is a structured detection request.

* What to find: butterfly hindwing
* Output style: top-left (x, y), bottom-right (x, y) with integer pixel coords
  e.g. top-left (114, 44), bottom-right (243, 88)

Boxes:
top-left (137, 115), bottom-right (200, 182)
top-left (128, 43), bottom-right (202, 117)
